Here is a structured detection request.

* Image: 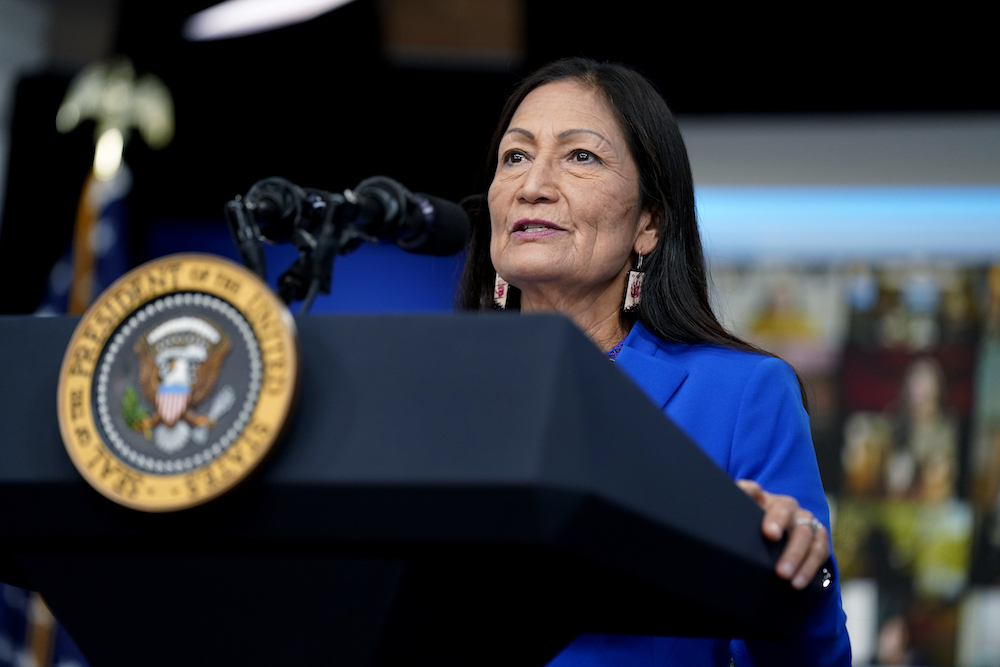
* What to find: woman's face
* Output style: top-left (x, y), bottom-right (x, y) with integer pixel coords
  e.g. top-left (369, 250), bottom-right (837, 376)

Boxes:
top-left (488, 80), bottom-right (658, 302)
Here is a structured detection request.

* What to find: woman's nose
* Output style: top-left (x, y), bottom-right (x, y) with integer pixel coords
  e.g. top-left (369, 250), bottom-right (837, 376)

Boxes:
top-left (517, 160), bottom-right (558, 203)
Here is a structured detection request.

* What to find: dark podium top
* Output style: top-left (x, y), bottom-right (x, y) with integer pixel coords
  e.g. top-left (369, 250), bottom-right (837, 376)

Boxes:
top-left (0, 314), bottom-right (824, 666)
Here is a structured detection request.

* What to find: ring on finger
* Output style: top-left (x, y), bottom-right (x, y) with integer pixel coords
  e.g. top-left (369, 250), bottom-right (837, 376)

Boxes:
top-left (791, 516), bottom-right (822, 535)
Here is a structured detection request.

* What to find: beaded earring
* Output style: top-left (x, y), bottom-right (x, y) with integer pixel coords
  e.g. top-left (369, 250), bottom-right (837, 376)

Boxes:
top-left (622, 253), bottom-right (645, 314)
top-left (493, 273), bottom-right (510, 310)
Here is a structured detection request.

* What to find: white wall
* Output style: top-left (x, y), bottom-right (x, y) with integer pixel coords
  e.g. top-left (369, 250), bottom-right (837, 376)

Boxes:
top-left (679, 114), bottom-right (1000, 261)
top-left (680, 113), bottom-right (1000, 186)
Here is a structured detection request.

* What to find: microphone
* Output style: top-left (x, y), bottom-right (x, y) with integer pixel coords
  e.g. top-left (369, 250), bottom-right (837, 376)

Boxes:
top-left (242, 177), bottom-right (306, 243)
top-left (226, 175), bottom-right (471, 310)
top-left (352, 176), bottom-right (471, 256)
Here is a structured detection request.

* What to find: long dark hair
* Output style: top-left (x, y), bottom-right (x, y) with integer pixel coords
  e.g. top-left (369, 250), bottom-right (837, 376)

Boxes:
top-left (458, 58), bottom-right (782, 366)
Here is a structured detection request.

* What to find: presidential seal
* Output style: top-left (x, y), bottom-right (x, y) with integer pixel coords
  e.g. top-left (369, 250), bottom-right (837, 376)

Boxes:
top-left (56, 254), bottom-right (298, 511)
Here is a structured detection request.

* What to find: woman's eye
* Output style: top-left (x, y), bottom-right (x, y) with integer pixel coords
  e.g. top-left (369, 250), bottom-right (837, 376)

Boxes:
top-left (571, 150), bottom-right (597, 163)
top-left (502, 150), bottom-right (526, 165)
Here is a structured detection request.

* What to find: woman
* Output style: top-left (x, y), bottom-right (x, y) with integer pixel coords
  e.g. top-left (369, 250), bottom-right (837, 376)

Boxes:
top-left (459, 58), bottom-right (851, 666)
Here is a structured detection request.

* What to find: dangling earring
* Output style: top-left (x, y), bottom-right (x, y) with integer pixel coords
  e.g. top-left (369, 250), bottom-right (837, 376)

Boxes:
top-left (622, 254), bottom-right (645, 314)
top-left (493, 273), bottom-right (510, 310)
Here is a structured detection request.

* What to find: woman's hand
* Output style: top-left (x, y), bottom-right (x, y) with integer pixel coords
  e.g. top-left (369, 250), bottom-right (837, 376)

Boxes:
top-left (736, 479), bottom-right (830, 590)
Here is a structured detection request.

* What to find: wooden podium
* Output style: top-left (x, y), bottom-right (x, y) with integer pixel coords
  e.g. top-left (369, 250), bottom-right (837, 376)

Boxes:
top-left (0, 314), bottom-right (827, 666)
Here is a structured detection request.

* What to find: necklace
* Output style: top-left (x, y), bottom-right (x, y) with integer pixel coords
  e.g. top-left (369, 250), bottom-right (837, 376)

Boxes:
top-left (606, 338), bottom-right (626, 361)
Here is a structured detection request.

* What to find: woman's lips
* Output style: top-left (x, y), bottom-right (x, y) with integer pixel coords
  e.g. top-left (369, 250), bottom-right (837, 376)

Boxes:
top-left (512, 219), bottom-right (564, 239)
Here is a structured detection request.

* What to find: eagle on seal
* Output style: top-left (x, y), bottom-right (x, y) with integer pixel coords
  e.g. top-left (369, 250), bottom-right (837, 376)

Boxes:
top-left (132, 316), bottom-right (231, 438)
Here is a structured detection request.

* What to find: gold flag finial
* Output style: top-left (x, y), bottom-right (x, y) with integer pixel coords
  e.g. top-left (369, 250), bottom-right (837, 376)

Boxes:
top-left (56, 56), bottom-right (174, 180)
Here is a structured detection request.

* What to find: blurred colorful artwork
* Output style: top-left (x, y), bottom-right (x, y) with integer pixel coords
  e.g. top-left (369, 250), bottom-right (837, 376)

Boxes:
top-left (712, 261), bottom-right (1000, 666)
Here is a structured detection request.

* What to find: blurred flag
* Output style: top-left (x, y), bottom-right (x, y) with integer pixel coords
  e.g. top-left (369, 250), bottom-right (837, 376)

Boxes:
top-left (0, 584), bottom-right (29, 666)
top-left (0, 584), bottom-right (88, 667)
top-left (38, 55), bottom-right (172, 316)
top-left (36, 164), bottom-right (132, 315)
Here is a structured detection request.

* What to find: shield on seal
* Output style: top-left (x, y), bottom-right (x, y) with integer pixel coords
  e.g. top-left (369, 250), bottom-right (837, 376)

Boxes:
top-left (156, 383), bottom-right (189, 427)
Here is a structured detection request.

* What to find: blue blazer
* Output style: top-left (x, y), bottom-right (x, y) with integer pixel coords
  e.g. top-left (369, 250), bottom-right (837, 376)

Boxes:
top-left (547, 321), bottom-right (851, 667)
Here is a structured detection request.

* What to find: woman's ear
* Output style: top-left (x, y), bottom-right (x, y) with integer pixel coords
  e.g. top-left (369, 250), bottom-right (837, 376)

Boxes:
top-left (634, 208), bottom-right (661, 256)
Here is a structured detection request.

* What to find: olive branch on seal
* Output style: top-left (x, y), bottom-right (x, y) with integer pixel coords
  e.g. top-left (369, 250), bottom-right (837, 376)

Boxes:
top-left (121, 386), bottom-right (152, 440)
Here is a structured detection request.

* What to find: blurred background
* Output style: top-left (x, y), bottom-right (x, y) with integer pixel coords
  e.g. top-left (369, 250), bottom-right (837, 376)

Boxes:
top-left (0, 1), bottom-right (998, 665)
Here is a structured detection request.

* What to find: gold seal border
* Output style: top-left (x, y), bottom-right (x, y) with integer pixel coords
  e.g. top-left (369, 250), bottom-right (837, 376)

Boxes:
top-left (56, 253), bottom-right (299, 512)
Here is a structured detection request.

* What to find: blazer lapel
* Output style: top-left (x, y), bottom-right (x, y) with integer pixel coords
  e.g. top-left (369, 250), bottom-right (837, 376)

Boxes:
top-left (614, 346), bottom-right (688, 411)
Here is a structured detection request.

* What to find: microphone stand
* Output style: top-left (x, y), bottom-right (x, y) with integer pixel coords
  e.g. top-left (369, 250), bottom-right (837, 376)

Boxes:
top-left (225, 187), bottom-right (366, 315)
top-left (224, 196), bottom-right (267, 282)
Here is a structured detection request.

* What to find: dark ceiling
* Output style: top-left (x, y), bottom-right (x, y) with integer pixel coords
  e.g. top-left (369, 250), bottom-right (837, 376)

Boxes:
top-left (1, 0), bottom-right (994, 312)
top-left (105, 0), bottom-right (1000, 213)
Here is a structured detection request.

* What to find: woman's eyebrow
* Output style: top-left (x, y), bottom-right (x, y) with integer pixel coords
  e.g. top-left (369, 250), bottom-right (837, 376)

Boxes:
top-left (504, 127), bottom-right (534, 140)
top-left (557, 128), bottom-right (609, 143)
top-left (503, 128), bottom-right (609, 144)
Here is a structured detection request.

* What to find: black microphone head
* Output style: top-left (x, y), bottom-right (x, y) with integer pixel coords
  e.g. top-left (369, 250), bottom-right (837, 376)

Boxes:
top-left (245, 177), bottom-right (305, 243)
top-left (353, 176), bottom-right (408, 237)
top-left (396, 193), bottom-right (471, 256)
